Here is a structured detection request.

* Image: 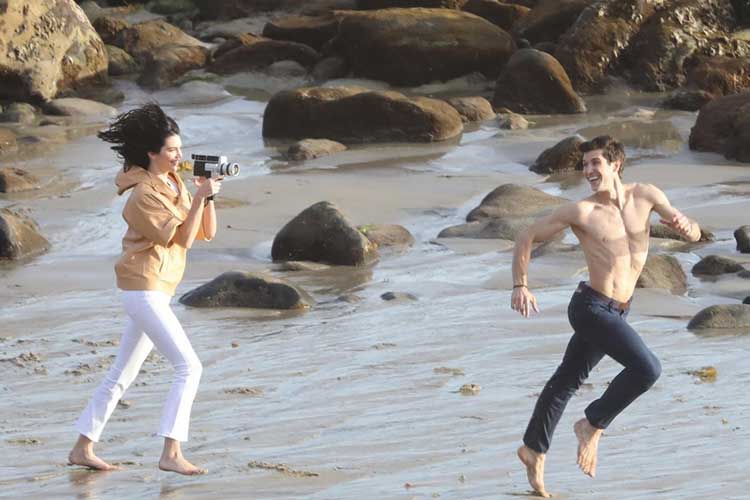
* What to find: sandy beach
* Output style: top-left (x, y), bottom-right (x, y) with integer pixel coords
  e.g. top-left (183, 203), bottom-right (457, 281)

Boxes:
top-left (2, 73), bottom-right (750, 500)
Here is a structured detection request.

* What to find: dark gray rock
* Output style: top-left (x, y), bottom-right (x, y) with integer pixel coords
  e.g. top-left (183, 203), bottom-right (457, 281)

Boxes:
top-left (661, 89), bottom-right (715, 111)
top-left (0, 103), bottom-right (36, 125)
top-left (687, 304), bottom-right (750, 330)
top-left (381, 291), bottom-right (418, 301)
top-left (272, 201), bottom-right (379, 266)
top-left (529, 136), bottom-right (582, 174)
top-left (650, 224), bottom-right (714, 242)
top-left (691, 255), bottom-right (744, 276)
top-left (735, 225), bottom-right (750, 253)
top-left (179, 271), bottom-right (312, 309)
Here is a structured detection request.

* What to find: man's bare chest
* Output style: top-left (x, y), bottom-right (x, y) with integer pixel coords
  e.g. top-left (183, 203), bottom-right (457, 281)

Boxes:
top-left (579, 204), bottom-right (650, 248)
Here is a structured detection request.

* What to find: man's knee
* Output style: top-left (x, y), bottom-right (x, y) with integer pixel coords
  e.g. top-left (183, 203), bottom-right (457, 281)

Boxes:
top-left (638, 355), bottom-right (661, 390)
top-left (175, 357), bottom-right (202, 381)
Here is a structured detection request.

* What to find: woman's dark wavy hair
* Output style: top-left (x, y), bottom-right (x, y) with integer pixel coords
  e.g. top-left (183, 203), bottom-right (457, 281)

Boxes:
top-left (97, 103), bottom-right (180, 171)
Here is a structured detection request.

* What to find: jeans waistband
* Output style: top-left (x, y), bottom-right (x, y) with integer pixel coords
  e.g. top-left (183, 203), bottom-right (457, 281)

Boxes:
top-left (575, 282), bottom-right (631, 313)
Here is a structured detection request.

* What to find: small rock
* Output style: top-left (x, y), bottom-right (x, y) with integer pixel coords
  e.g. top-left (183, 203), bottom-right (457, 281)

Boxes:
top-left (459, 383), bottom-right (481, 395)
top-left (225, 387), bottom-right (264, 396)
top-left (359, 224), bottom-right (415, 249)
top-left (687, 366), bottom-right (717, 382)
top-left (231, 341), bottom-right (240, 348)
top-left (0, 103), bottom-right (36, 125)
top-left (434, 367), bottom-right (465, 376)
top-left (445, 97), bottom-right (496, 123)
top-left (497, 112), bottom-right (528, 130)
top-left (381, 292), bottom-right (418, 301)
top-left (529, 136), bottom-right (583, 174)
top-left (691, 255), bottom-right (744, 276)
top-left (285, 139), bottom-right (347, 161)
top-left (117, 399), bottom-right (132, 409)
top-left (735, 225), bottom-right (750, 253)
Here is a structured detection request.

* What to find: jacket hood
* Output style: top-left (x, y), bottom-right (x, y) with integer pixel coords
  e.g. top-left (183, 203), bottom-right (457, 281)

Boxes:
top-left (115, 167), bottom-right (153, 195)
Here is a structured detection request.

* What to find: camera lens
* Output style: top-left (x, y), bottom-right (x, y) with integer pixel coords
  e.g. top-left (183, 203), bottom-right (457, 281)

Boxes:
top-left (219, 162), bottom-right (240, 177)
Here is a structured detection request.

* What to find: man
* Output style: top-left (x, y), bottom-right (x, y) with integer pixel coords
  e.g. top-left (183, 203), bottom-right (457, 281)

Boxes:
top-left (511, 135), bottom-right (700, 497)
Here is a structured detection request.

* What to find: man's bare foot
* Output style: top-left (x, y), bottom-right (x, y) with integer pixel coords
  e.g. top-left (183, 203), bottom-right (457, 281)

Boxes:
top-left (68, 448), bottom-right (120, 471)
top-left (574, 418), bottom-right (603, 478)
top-left (158, 456), bottom-right (207, 476)
top-left (517, 445), bottom-right (551, 498)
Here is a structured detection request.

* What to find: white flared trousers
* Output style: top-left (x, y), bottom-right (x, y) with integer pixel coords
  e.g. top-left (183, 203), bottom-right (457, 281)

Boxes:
top-left (75, 290), bottom-right (202, 442)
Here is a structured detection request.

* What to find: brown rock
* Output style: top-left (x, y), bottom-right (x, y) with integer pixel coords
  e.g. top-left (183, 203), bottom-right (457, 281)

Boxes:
top-left (0, 209), bottom-right (50, 260)
top-left (497, 112), bottom-right (529, 130)
top-left (691, 255), bottom-right (744, 276)
top-left (661, 89), bottom-right (715, 112)
top-left (529, 136), bottom-right (582, 174)
top-left (358, 0), bottom-right (467, 8)
top-left (106, 45), bottom-right (139, 76)
top-left (650, 223), bottom-right (713, 242)
top-left (462, 0), bottom-right (530, 31)
top-left (513, 0), bottom-right (594, 45)
top-left (359, 224), bottom-right (415, 248)
top-left (312, 56), bottom-right (348, 81)
top-left (271, 201), bottom-right (379, 266)
top-left (137, 44), bottom-right (209, 89)
top-left (636, 254), bottom-right (687, 294)
top-left (687, 304), bottom-right (750, 330)
top-left (445, 97), bottom-right (496, 123)
top-left (621, 0), bottom-right (741, 91)
top-left (262, 14), bottom-right (339, 51)
top-left (0, 168), bottom-right (41, 193)
top-left (0, 128), bottom-right (18, 155)
top-left (689, 92), bottom-right (750, 163)
top-left (554, 0), bottom-right (656, 93)
top-left (209, 39), bottom-right (321, 74)
top-left (493, 49), bottom-right (586, 114)
top-left (285, 139), bottom-right (347, 161)
top-left (332, 8), bottom-right (516, 86)
top-left (466, 183), bottom-right (567, 221)
top-left (113, 20), bottom-right (204, 64)
top-left (686, 56), bottom-right (750, 97)
top-left (0, 0), bottom-right (108, 102)
top-left (262, 87), bottom-right (464, 143)
top-left (92, 15), bottom-right (129, 45)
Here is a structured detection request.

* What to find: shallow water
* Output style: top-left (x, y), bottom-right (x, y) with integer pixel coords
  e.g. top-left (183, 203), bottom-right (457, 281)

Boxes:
top-left (1, 75), bottom-right (749, 499)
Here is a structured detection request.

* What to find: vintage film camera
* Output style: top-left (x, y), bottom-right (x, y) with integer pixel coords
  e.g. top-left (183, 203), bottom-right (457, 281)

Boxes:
top-left (191, 154), bottom-right (240, 179)
top-left (191, 154), bottom-right (239, 201)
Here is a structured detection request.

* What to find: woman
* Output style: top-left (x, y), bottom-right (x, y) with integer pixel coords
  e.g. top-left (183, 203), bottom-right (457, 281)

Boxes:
top-left (68, 104), bottom-right (221, 475)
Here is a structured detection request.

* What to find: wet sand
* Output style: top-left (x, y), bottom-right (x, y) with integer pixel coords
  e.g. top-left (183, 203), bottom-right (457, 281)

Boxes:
top-left (1, 80), bottom-right (749, 499)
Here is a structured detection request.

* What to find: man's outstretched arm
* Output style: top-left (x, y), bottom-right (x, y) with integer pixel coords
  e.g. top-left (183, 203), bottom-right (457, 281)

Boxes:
top-left (511, 203), bottom-right (579, 317)
top-left (644, 184), bottom-right (701, 242)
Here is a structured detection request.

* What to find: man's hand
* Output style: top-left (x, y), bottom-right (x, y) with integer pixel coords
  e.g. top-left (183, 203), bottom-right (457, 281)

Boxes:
top-left (511, 286), bottom-right (539, 318)
top-left (660, 212), bottom-right (694, 239)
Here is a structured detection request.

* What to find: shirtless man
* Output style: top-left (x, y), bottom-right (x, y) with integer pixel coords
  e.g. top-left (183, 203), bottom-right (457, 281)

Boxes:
top-left (511, 135), bottom-right (700, 497)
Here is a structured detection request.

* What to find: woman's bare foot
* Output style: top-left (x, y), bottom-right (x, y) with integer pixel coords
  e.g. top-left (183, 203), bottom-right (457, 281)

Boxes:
top-left (159, 437), bottom-right (206, 476)
top-left (517, 445), bottom-right (551, 498)
top-left (574, 418), bottom-right (603, 477)
top-left (68, 435), bottom-right (120, 471)
top-left (158, 456), bottom-right (207, 475)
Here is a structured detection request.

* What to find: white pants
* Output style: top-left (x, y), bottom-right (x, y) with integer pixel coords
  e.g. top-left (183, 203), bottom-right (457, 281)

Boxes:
top-left (75, 290), bottom-right (202, 442)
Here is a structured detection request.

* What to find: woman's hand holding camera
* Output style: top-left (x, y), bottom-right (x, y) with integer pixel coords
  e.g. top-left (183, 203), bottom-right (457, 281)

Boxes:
top-left (194, 176), bottom-right (222, 201)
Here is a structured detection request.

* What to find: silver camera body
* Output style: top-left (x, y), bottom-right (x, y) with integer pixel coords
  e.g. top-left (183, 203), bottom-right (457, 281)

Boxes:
top-left (191, 154), bottom-right (240, 178)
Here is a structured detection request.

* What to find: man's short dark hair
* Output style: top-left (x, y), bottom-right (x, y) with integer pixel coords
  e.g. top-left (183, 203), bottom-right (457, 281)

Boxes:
top-left (580, 135), bottom-right (626, 177)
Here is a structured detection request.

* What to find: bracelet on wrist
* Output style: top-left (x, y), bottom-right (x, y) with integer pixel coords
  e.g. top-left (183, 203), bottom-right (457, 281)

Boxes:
top-left (513, 284), bottom-right (527, 289)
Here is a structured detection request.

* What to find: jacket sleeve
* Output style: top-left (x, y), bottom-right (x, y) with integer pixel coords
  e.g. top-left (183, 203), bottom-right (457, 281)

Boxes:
top-left (123, 188), bottom-right (183, 247)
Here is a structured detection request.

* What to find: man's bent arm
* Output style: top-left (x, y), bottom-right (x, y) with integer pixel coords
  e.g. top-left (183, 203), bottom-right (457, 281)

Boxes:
top-left (512, 204), bottom-right (578, 286)
top-left (644, 184), bottom-right (701, 242)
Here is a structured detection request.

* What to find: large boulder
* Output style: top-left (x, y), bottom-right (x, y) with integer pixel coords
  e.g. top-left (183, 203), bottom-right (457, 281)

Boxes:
top-left (113, 20), bottom-right (204, 64)
top-left (445, 97), bottom-right (496, 123)
top-left (512, 0), bottom-right (594, 45)
top-left (686, 56), bottom-right (750, 97)
top-left (209, 37), bottom-right (320, 74)
top-left (262, 14), bottom-right (340, 51)
top-left (179, 271), bottom-right (312, 309)
top-left (492, 49), bottom-right (586, 114)
top-left (262, 87), bottom-right (464, 143)
top-left (529, 136), bottom-right (583, 174)
top-left (358, 0), bottom-right (467, 8)
top-left (687, 304), bottom-right (750, 330)
top-left (467, 183), bottom-right (567, 221)
top-left (621, 0), bottom-right (742, 91)
top-left (43, 98), bottom-right (117, 122)
top-left (0, 0), bottom-right (108, 102)
top-left (462, 0), bottom-right (530, 31)
top-left (735, 225), bottom-right (750, 253)
top-left (0, 103), bottom-right (37, 125)
top-left (660, 89), bottom-right (716, 112)
top-left (650, 223), bottom-right (714, 242)
top-left (272, 201), bottom-right (379, 266)
top-left (0, 209), bottom-right (50, 260)
top-left (689, 92), bottom-right (750, 162)
top-left (331, 8), bottom-right (516, 86)
top-left (0, 168), bottom-right (41, 193)
top-left (554, 0), bottom-right (656, 93)
top-left (636, 254), bottom-right (687, 294)
top-left (438, 216), bottom-right (539, 240)
top-left (106, 45), bottom-right (139, 76)
top-left (92, 15), bottom-right (129, 45)
top-left (692, 255), bottom-right (744, 276)
top-left (285, 139), bottom-right (347, 161)
top-left (137, 44), bottom-right (209, 89)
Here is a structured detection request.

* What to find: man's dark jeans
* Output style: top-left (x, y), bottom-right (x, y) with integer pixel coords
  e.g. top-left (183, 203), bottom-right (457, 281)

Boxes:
top-left (523, 282), bottom-right (661, 454)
